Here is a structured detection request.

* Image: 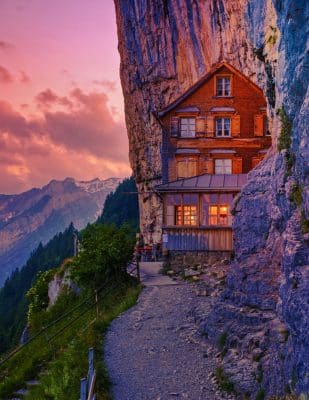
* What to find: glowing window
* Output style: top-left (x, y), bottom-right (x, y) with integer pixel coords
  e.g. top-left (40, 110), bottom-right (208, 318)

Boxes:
top-left (176, 205), bottom-right (197, 226)
top-left (209, 205), bottom-right (229, 226)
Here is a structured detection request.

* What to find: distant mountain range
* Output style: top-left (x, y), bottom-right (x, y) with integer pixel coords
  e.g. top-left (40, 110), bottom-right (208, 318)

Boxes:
top-left (0, 177), bottom-right (121, 286)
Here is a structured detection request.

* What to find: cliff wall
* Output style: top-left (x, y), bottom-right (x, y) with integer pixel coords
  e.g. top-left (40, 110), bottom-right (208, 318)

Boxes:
top-left (114, 0), bottom-right (308, 397)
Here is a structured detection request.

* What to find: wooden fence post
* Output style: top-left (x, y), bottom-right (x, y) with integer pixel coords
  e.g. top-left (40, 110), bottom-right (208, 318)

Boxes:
top-left (136, 258), bottom-right (140, 283)
top-left (80, 377), bottom-right (87, 400)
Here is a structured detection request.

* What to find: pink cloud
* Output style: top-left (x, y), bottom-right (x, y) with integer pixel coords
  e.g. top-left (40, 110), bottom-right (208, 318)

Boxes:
top-left (0, 87), bottom-right (130, 194)
top-left (0, 65), bottom-right (14, 83)
top-left (0, 40), bottom-right (13, 51)
top-left (35, 89), bottom-right (73, 109)
top-left (19, 70), bottom-right (31, 84)
top-left (92, 79), bottom-right (117, 92)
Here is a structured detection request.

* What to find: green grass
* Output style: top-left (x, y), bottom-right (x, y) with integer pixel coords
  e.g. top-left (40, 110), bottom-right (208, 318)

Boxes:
top-left (256, 388), bottom-right (265, 400)
top-left (0, 278), bottom-right (141, 400)
top-left (215, 366), bottom-right (235, 393)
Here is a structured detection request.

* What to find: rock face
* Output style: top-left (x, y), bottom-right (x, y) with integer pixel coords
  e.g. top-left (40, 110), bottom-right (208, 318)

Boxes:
top-left (114, 0), bottom-right (308, 397)
top-left (0, 177), bottom-right (121, 285)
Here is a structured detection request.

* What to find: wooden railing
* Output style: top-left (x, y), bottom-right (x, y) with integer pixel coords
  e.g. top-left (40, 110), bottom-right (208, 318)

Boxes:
top-left (80, 348), bottom-right (96, 400)
top-left (127, 258), bottom-right (140, 282)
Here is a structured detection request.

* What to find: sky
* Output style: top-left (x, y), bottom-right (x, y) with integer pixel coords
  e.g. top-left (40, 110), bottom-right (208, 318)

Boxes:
top-left (0, 0), bottom-right (130, 194)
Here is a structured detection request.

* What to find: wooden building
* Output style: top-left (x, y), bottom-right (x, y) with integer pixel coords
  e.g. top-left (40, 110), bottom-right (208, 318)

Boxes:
top-left (155, 62), bottom-right (271, 252)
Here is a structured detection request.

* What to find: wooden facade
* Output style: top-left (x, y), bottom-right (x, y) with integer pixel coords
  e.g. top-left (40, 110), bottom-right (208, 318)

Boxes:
top-left (155, 62), bottom-right (271, 252)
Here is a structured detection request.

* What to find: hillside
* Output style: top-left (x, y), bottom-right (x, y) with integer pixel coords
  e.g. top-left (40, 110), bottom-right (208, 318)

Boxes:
top-left (98, 176), bottom-right (139, 232)
top-left (0, 223), bottom-right (76, 354)
top-left (0, 177), bottom-right (121, 285)
top-left (0, 177), bottom-right (140, 355)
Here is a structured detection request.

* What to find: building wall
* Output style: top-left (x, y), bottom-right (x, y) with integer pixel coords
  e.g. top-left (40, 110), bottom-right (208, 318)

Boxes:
top-left (160, 65), bottom-right (271, 181)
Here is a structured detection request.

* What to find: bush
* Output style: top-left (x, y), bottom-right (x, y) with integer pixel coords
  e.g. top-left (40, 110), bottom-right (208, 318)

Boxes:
top-left (215, 367), bottom-right (235, 393)
top-left (277, 107), bottom-right (292, 152)
top-left (26, 269), bottom-right (56, 322)
top-left (71, 224), bottom-right (135, 291)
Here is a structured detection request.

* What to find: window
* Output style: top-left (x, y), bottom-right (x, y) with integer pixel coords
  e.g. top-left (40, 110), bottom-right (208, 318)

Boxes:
top-left (176, 205), bottom-right (197, 226)
top-left (209, 205), bottom-right (229, 226)
top-left (216, 77), bottom-right (231, 96)
top-left (216, 118), bottom-right (231, 137)
top-left (165, 194), bottom-right (198, 226)
top-left (177, 158), bottom-right (197, 179)
top-left (180, 118), bottom-right (195, 138)
top-left (214, 159), bottom-right (232, 174)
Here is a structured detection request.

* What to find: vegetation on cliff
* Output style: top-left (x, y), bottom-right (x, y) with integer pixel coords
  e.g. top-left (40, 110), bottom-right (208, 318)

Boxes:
top-left (0, 176), bottom-right (140, 355)
top-left (0, 222), bottom-right (140, 399)
top-left (0, 223), bottom-right (76, 354)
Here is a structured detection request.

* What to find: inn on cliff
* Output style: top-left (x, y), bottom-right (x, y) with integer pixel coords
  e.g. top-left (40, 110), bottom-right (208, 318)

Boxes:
top-left (154, 62), bottom-right (271, 254)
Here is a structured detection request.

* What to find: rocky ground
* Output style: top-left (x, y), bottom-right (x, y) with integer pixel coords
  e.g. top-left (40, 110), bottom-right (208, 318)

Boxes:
top-left (105, 262), bottom-right (238, 400)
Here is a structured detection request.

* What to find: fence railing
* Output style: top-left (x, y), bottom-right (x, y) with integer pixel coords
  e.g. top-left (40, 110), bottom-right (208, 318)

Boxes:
top-left (127, 258), bottom-right (140, 282)
top-left (80, 348), bottom-right (96, 400)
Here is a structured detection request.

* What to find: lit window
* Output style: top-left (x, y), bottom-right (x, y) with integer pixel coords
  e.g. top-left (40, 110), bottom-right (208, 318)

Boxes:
top-left (176, 205), bottom-right (197, 226)
top-left (216, 77), bottom-right (231, 96)
top-left (180, 118), bottom-right (196, 138)
top-left (209, 205), bottom-right (229, 226)
top-left (214, 159), bottom-right (232, 174)
top-left (216, 118), bottom-right (231, 137)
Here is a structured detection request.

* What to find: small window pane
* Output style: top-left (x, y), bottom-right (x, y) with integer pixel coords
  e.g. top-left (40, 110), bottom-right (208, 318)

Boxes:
top-left (180, 118), bottom-right (196, 138)
top-left (216, 77), bottom-right (231, 96)
top-left (215, 159), bottom-right (232, 174)
top-left (216, 118), bottom-right (231, 137)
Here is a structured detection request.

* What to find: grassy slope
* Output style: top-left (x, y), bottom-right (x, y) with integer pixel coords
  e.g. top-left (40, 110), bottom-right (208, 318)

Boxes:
top-left (0, 279), bottom-right (141, 400)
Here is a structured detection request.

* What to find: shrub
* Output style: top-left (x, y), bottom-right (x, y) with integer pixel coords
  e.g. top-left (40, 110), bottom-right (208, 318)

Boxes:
top-left (289, 184), bottom-right (303, 207)
top-left (71, 224), bottom-right (135, 292)
top-left (26, 269), bottom-right (56, 322)
top-left (277, 107), bottom-right (292, 152)
top-left (215, 367), bottom-right (235, 393)
top-left (256, 388), bottom-right (265, 400)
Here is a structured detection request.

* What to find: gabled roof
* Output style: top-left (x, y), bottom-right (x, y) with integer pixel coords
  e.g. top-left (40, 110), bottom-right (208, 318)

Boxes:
top-left (156, 173), bottom-right (247, 193)
top-left (157, 62), bottom-right (263, 117)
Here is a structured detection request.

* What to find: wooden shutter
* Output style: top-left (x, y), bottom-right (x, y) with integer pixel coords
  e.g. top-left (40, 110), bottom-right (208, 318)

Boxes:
top-left (232, 157), bottom-right (243, 174)
top-left (187, 160), bottom-right (197, 177)
top-left (254, 115), bottom-right (264, 136)
top-left (171, 116), bottom-right (179, 137)
top-left (196, 117), bottom-right (205, 136)
top-left (231, 115), bottom-right (240, 137)
top-left (252, 156), bottom-right (263, 169)
top-left (166, 205), bottom-right (175, 226)
top-left (206, 115), bottom-right (214, 137)
top-left (204, 159), bottom-right (214, 174)
top-left (177, 161), bottom-right (187, 178)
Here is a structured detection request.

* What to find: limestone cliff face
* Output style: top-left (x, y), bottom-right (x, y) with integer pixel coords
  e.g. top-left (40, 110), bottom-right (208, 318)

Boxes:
top-left (115, 0), bottom-right (308, 396)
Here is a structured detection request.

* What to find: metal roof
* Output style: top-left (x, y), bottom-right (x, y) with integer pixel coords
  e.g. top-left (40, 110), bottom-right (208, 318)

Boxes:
top-left (210, 107), bottom-right (235, 112)
top-left (175, 148), bottom-right (201, 154)
top-left (156, 174), bottom-right (247, 193)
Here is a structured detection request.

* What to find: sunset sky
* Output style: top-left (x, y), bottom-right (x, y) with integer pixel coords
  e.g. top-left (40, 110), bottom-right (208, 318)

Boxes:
top-left (0, 0), bottom-right (130, 194)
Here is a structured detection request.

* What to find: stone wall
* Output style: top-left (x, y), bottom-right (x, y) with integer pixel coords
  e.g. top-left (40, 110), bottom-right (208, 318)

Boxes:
top-left (114, 0), bottom-right (308, 396)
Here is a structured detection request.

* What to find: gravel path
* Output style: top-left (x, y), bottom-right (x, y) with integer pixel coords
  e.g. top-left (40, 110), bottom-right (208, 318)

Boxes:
top-left (105, 278), bottom-right (235, 400)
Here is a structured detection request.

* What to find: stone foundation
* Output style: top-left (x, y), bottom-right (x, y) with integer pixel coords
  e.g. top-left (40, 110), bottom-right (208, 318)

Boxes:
top-left (164, 251), bottom-right (232, 273)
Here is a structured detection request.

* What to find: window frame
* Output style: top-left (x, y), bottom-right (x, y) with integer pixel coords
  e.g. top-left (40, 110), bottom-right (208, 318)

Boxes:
top-left (165, 194), bottom-right (199, 227)
top-left (215, 75), bottom-right (232, 97)
top-left (208, 204), bottom-right (230, 226)
top-left (175, 205), bottom-right (198, 226)
top-left (214, 159), bottom-right (232, 174)
top-left (215, 117), bottom-right (231, 137)
top-left (179, 117), bottom-right (196, 138)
